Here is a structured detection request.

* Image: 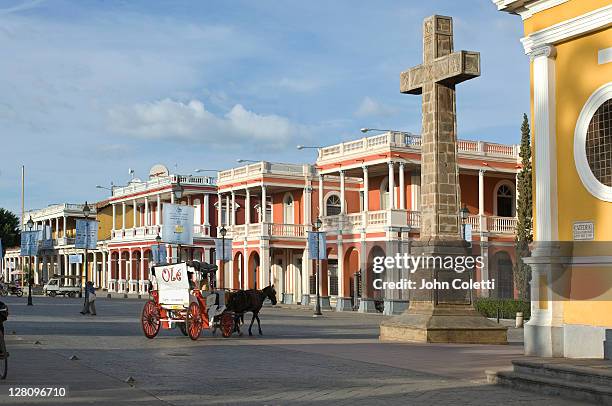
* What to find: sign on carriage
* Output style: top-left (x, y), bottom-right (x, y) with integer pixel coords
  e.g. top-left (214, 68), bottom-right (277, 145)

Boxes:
top-left (75, 219), bottom-right (99, 249)
top-left (20, 230), bottom-right (40, 256)
top-left (154, 263), bottom-right (190, 307)
top-left (162, 203), bottom-right (194, 245)
top-left (307, 231), bottom-right (327, 260)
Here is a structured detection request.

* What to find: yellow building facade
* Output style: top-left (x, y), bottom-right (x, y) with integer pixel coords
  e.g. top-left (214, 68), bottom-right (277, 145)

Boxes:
top-left (494, 0), bottom-right (612, 358)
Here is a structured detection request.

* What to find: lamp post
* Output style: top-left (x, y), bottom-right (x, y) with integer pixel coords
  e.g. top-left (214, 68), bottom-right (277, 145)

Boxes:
top-left (155, 233), bottom-right (162, 264)
top-left (173, 179), bottom-right (184, 264)
top-left (219, 226), bottom-right (226, 290)
top-left (360, 128), bottom-right (416, 136)
top-left (26, 215), bottom-right (34, 306)
top-left (236, 159), bottom-right (258, 164)
top-left (460, 205), bottom-right (470, 240)
top-left (81, 201), bottom-right (91, 299)
top-left (313, 217), bottom-right (323, 317)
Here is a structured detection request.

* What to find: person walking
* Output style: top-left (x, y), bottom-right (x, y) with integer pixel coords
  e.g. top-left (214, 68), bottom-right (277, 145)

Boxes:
top-left (87, 282), bottom-right (97, 316)
top-left (80, 281), bottom-right (90, 315)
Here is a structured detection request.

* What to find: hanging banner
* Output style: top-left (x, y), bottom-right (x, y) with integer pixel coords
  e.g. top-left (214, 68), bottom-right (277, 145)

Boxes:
top-left (214, 238), bottom-right (233, 261)
top-left (307, 231), bottom-right (327, 260)
top-left (151, 244), bottom-right (168, 265)
top-left (38, 225), bottom-right (54, 250)
top-left (75, 219), bottom-right (98, 249)
top-left (20, 230), bottom-right (40, 256)
top-left (463, 224), bottom-right (472, 248)
top-left (162, 203), bottom-right (194, 245)
top-left (69, 254), bottom-right (83, 264)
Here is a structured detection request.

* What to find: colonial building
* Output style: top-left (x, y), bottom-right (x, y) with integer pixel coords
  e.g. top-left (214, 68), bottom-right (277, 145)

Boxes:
top-left (217, 130), bottom-right (521, 313)
top-left (494, 0), bottom-right (612, 358)
top-left (97, 166), bottom-right (218, 295)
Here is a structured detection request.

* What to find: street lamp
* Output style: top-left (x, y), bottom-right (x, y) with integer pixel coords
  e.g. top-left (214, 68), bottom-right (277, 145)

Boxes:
top-left (173, 179), bottom-right (184, 263)
top-left (26, 215), bottom-right (34, 306)
top-left (460, 205), bottom-right (470, 239)
top-left (360, 128), bottom-right (416, 136)
top-left (80, 201), bottom-right (91, 299)
top-left (296, 145), bottom-right (321, 150)
top-left (236, 159), bottom-right (258, 164)
top-left (194, 169), bottom-right (220, 173)
top-left (313, 217), bottom-right (323, 317)
top-left (155, 233), bottom-right (162, 264)
top-left (218, 226), bottom-right (227, 290)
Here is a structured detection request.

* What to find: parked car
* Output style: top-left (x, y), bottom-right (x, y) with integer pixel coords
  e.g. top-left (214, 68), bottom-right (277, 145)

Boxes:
top-left (43, 277), bottom-right (81, 298)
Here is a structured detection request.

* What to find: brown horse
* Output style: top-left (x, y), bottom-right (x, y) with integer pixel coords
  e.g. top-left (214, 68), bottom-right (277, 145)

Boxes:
top-left (226, 285), bottom-right (277, 336)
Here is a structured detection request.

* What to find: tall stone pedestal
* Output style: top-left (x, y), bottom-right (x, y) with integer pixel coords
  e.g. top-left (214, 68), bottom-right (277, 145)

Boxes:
top-left (380, 241), bottom-right (507, 344)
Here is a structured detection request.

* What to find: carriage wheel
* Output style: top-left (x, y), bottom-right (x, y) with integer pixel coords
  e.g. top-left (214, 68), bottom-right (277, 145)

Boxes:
top-left (186, 302), bottom-right (202, 341)
top-left (220, 312), bottom-right (233, 338)
top-left (141, 300), bottom-right (161, 339)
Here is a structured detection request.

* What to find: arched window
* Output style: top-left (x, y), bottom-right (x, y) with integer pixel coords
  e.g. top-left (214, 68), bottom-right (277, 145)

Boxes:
top-left (496, 184), bottom-right (513, 217)
top-left (283, 194), bottom-right (294, 224)
top-left (380, 178), bottom-right (390, 210)
top-left (326, 195), bottom-right (341, 216)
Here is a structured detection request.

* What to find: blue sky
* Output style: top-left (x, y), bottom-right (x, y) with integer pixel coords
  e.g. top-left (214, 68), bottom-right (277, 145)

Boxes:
top-left (0, 0), bottom-right (527, 214)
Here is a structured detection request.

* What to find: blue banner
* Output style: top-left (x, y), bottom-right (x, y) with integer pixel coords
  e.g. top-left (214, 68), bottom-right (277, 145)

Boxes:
top-left (20, 230), bottom-right (40, 256)
top-left (69, 254), bottom-right (82, 264)
top-left (214, 238), bottom-right (233, 261)
top-left (162, 203), bottom-right (194, 245)
top-left (38, 225), bottom-right (54, 250)
top-left (75, 219), bottom-right (98, 249)
top-left (307, 231), bottom-right (327, 260)
top-left (151, 244), bottom-right (167, 265)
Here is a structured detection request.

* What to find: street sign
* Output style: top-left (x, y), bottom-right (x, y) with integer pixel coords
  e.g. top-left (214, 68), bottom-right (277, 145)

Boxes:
top-left (69, 254), bottom-right (82, 264)
top-left (463, 223), bottom-right (472, 248)
top-left (162, 203), bottom-right (194, 245)
top-left (214, 238), bottom-right (233, 261)
top-left (75, 219), bottom-right (98, 249)
top-left (151, 244), bottom-right (167, 265)
top-left (20, 230), bottom-right (40, 256)
top-left (307, 231), bottom-right (327, 260)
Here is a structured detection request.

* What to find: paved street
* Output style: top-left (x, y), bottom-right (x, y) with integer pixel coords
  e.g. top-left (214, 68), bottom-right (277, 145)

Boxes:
top-left (0, 296), bottom-right (583, 405)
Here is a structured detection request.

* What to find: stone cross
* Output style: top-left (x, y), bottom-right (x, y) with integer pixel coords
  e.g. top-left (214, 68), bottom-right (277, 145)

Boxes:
top-left (400, 15), bottom-right (480, 240)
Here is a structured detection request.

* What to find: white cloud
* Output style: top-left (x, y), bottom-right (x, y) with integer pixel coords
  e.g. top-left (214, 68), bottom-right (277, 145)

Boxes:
top-left (354, 97), bottom-right (398, 118)
top-left (108, 98), bottom-right (296, 146)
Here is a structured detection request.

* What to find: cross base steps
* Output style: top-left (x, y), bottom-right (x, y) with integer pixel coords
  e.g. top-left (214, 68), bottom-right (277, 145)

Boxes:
top-left (380, 305), bottom-right (508, 344)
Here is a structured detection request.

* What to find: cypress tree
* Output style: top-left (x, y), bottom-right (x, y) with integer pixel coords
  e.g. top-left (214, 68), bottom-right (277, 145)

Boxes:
top-left (514, 113), bottom-right (533, 300)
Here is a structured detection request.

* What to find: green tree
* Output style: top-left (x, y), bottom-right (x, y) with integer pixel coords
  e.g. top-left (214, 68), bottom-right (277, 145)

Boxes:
top-left (514, 114), bottom-right (533, 300)
top-left (0, 208), bottom-right (20, 255)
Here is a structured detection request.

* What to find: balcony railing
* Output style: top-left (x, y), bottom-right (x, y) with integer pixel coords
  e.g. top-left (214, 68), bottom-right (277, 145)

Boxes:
top-left (111, 175), bottom-right (216, 199)
top-left (321, 210), bottom-right (516, 235)
top-left (317, 132), bottom-right (519, 162)
top-left (111, 224), bottom-right (212, 241)
top-left (227, 222), bottom-right (307, 239)
top-left (218, 161), bottom-right (315, 184)
top-left (24, 203), bottom-right (97, 222)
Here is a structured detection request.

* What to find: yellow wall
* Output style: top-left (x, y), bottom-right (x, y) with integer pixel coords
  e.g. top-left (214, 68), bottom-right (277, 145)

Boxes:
top-left (523, 0), bottom-right (610, 36)
top-left (96, 205), bottom-right (113, 240)
top-left (525, 1), bottom-right (612, 327)
top-left (554, 28), bottom-right (612, 241)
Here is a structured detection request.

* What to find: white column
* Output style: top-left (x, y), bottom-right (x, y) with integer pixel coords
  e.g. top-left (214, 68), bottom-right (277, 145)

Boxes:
top-left (339, 170), bottom-right (346, 214)
top-left (106, 251), bottom-right (112, 289)
top-left (399, 162), bottom-right (405, 209)
top-left (531, 44), bottom-right (558, 241)
top-left (121, 202), bottom-right (126, 231)
top-left (245, 189), bottom-right (251, 224)
top-left (231, 191), bottom-right (236, 226)
top-left (102, 251), bottom-right (107, 289)
top-left (479, 169), bottom-right (486, 231)
top-left (139, 247), bottom-right (145, 290)
top-left (63, 254), bottom-right (68, 278)
top-left (132, 200), bottom-right (137, 228)
top-left (170, 191), bottom-right (175, 204)
top-left (388, 162), bottom-right (395, 209)
top-left (303, 184), bottom-right (311, 226)
top-left (156, 194), bottom-right (161, 225)
top-left (144, 197), bottom-right (149, 226)
top-left (410, 170), bottom-right (420, 211)
top-left (93, 252), bottom-right (98, 287)
top-left (318, 175), bottom-right (324, 217)
top-left (63, 216), bottom-right (67, 237)
top-left (363, 166), bottom-right (369, 212)
top-left (203, 194), bottom-right (210, 225)
top-left (225, 195), bottom-right (231, 225)
top-left (217, 193), bottom-right (223, 226)
top-left (128, 250), bottom-right (133, 291)
top-left (261, 185), bottom-right (267, 222)
top-left (55, 217), bottom-right (60, 238)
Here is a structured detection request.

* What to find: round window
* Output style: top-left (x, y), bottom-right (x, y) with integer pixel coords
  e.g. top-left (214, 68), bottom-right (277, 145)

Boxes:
top-left (574, 83), bottom-right (612, 201)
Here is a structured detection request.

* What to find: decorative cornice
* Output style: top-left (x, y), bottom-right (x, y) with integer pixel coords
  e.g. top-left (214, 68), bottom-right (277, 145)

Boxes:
top-left (521, 5), bottom-right (612, 54)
